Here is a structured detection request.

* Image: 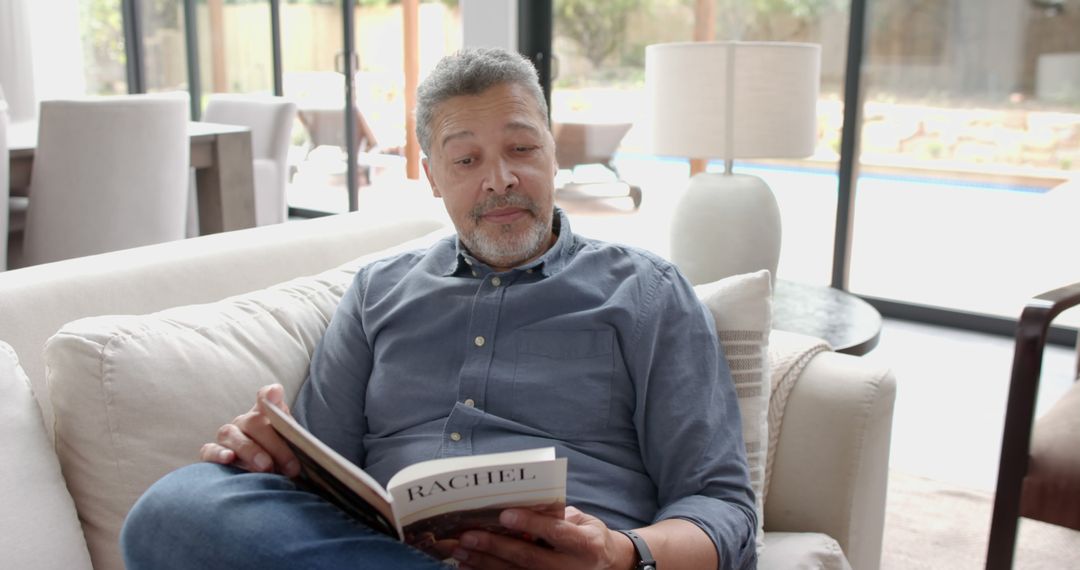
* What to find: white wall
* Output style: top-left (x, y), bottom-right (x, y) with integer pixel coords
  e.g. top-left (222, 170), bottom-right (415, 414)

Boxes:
top-left (28, 0), bottom-right (85, 103)
top-left (0, 0), bottom-right (37, 120)
top-left (0, 0), bottom-right (85, 121)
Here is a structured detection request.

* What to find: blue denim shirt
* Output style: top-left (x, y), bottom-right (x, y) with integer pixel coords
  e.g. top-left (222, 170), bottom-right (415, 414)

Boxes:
top-left (294, 209), bottom-right (757, 569)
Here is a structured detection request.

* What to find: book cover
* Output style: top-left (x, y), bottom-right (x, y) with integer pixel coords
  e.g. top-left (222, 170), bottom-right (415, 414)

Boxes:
top-left (260, 398), bottom-right (567, 558)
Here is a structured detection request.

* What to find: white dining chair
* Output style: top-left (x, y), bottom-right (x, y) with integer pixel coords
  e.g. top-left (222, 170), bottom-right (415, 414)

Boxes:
top-left (190, 94), bottom-right (296, 232)
top-left (21, 93), bottom-right (189, 266)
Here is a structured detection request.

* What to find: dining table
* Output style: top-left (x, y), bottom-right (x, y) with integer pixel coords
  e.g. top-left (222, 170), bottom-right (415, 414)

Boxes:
top-left (7, 120), bottom-right (257, 235)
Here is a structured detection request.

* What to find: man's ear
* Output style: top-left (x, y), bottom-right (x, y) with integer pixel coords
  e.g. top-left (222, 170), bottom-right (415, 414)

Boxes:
top-left (422, 158), bottom-right (441, 197)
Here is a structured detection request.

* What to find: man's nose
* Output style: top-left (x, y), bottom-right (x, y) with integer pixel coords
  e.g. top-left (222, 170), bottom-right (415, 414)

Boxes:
top-left (483, 157), bottom-right (518, 194)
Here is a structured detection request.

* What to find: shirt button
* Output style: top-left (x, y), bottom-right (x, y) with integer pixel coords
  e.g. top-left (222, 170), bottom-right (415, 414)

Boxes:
top-left (463, 398), bottom-right (476, 407)
top-left (491, 276), bottom-right (502, 287)
top-left (450, 432), bottom-right (462, 442)
top-left (526, 269), bottom-right (534, 274)
top-left (474, 336), bottom-right (486, 347)
top-left (471, 270), bottom-right (478, 277)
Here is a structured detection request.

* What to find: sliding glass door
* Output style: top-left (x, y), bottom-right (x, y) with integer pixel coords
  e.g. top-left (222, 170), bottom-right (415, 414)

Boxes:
top-left (548, 0), bottom-right (849, 286)
top-left (849, 0), bottom-right (1080, 328)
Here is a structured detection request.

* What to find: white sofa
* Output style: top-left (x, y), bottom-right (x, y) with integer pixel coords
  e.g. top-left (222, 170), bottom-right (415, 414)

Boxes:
top-left (0, 211), bottom-right (896, 570)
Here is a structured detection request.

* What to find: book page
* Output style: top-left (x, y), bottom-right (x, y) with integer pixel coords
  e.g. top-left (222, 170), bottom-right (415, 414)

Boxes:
top-left (387, 450), bottom-right (567, 557)
top-left (260, 398), bottom-right (398, 537)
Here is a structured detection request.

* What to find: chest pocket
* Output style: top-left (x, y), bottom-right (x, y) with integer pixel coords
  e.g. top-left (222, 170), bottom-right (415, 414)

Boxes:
top-left (512, 329), bottom-right (615, 437)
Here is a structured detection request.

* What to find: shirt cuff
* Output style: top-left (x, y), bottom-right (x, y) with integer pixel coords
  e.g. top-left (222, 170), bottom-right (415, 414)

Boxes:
top-left (653, 495), bottom-right (758, 570)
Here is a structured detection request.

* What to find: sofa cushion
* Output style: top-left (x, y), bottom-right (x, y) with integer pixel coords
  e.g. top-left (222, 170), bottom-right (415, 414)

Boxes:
top-left (694, 269), bottom-right (772, 554)
top-left (759, 531), bottom-right (851, 570)
top-left (43, 234), bottom-right (438, 570)
top-left (0, 341), bottom-right (93, 570)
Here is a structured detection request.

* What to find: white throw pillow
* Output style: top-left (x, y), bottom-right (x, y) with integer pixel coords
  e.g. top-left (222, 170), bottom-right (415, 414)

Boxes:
top-left (44, 232), bottom-right (443, 570)
top-left (44, 263), bottom-right (358, 569)
top-left (694, 269), bottom-right (772, 555)
top-left (0, 341), bottom-right (93, 570)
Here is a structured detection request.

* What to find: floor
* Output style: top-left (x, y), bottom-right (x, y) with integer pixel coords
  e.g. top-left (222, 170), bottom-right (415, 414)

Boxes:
top-left (864, 317), bottom-right (1076, 492)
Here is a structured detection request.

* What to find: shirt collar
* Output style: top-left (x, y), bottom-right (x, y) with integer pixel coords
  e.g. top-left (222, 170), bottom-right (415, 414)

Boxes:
top-left (443, 207), bottom-right (576, 277)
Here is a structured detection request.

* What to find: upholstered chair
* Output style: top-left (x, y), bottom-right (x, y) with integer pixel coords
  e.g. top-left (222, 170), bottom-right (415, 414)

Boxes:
top-left (199, 94), bottom-right (297, 228)
top-left (20, 94), bottom-right (189, 266)
top-left (552, 122), bottom-right (641, 208)
top-left (987, 281), bottom-right (1080, 569)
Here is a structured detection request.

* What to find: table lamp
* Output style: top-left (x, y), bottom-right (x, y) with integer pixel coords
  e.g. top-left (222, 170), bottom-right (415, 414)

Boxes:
top-left (645, 41), bottom-right (821, 286)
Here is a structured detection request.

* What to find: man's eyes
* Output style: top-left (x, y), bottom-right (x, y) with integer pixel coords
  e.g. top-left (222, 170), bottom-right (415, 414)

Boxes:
top-left (451, 146), bottom-right (538, 166)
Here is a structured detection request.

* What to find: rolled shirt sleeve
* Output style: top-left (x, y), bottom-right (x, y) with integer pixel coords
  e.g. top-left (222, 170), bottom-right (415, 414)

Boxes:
top-left (630, 264), bottom-right (758, 570)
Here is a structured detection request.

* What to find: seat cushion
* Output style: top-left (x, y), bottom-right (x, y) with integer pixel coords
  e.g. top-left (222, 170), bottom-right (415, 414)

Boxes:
top-left (0, 341), bottom-right (93, 570)
top-left (758, 532), bottom-right (851, 570)
top-left (1022, 379), bottom-right (1080, 530)
top-left (694, 269), bottom-right (772, 554)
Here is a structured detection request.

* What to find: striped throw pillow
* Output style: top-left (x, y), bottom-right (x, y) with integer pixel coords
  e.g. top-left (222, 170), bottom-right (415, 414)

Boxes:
top-left (694, 270), bottom-right (772, 555)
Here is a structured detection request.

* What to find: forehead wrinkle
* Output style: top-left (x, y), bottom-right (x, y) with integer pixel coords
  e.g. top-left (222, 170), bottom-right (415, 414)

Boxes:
top-left (504, 120), bottom-right (542, 136)
top-left (434, 86), bottom-right (547, 151)
top-left (440, 129), bottom-right (475, 149)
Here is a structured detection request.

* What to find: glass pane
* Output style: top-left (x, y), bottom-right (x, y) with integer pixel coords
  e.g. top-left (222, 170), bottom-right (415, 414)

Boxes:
top-left (79, 0), bottom-right (127, 95)
top-left (281, 0), bottom-right (349, 214)
top-left (142, 0), bottom-right (188, 93)
top-left (551, 0), bottom-right (848, 286)
top-left (194, 0), bottom-right (274, 100)
top-left (849, 0), bottom-right (1080, 327)
top-left (283, 0), bottom-right (461, 215)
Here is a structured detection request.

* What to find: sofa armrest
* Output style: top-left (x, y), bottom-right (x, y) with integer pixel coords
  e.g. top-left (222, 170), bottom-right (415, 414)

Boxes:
top-left (764, 350), bottom-right (896, 570)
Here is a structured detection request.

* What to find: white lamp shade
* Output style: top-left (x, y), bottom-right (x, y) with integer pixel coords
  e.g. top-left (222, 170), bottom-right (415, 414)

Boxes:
top-left (646, 41), bottom-right (821, 159)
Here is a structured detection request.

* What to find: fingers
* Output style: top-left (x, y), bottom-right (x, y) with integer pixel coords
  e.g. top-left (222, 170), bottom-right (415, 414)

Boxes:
top-left (453, 511), bottom-right (576, 569)
top-left (200, 384), bottom-right (300, 477)
top-left (199, 442), bottom-right (236, 465)
top-left (259, 383), bottom-right (291, 416)
top-left (451, 533), bottom-right (531, 570)
top-left (499, 509), bottom-right (592, 554)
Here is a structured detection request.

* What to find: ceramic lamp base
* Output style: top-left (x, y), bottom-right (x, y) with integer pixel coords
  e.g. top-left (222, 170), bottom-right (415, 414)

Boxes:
top-left (670, 172), bottom-right (781, 286)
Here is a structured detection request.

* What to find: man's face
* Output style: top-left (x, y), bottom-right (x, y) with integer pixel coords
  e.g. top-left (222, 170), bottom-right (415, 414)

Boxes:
top-left (422, 82), bottom-right (558, 270)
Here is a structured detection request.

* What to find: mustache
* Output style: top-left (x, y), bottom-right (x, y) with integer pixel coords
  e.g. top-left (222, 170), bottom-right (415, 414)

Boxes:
top-left (469, 193), bottom-right (539, 221)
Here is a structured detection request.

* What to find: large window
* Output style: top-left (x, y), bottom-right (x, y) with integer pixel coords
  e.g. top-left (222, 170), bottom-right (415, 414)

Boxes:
top-left (28, 0), bottom-right (1080, 337)
top-left (79, 0), bottom-right (127, 95)
top-left (283, 0), bottom-right (460, 215)
top-left (142, 0), bottom-right (189, 93)
top-left (849, 0), bottom-right (1080, 326)
top-left (195, 0), bottom-right (274, 98)
top-left (550, 0), bottom-right (849, 285)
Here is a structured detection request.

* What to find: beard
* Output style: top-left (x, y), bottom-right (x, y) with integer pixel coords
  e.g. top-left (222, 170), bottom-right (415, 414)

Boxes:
top-left (461, 193), bottom-right (553, 269)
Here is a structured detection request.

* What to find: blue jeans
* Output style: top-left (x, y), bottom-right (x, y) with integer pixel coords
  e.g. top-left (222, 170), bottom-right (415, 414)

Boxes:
top-left (121, 462), bottom-right (452, 570)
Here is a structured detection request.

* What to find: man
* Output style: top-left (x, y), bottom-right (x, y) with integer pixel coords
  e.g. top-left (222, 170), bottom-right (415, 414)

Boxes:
top-left (121, 47), bottom-right (756, 570)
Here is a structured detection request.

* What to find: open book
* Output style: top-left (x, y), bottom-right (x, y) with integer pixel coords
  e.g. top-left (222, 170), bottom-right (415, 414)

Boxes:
top-left (261, 398), bottom-right (568, 557)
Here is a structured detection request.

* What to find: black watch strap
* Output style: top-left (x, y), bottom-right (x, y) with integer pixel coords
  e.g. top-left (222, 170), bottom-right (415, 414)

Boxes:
top-left (617, 529), bottom-right (657, 570)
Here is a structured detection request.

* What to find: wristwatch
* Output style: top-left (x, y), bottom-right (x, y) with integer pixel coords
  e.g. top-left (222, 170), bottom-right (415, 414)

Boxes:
top-left (617, 529), bottom-right (657, 570)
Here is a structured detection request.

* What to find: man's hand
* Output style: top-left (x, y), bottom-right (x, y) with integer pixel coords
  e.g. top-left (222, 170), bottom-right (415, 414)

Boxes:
top-left (448, 506), bottom-right (636, 570)
top-left (198, 384), bottom-right (300, 478)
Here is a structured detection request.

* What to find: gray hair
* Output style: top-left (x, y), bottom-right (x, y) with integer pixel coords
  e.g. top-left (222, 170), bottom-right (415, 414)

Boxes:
top-left (415, 47), bottom-right (549, 156)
